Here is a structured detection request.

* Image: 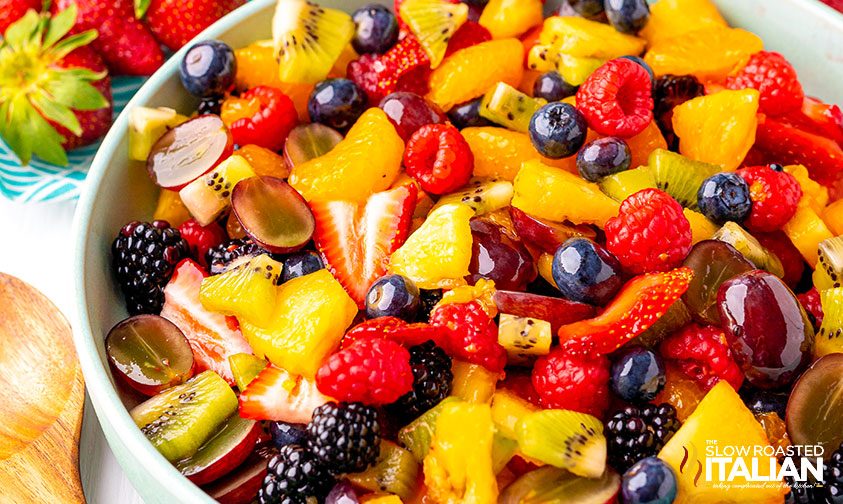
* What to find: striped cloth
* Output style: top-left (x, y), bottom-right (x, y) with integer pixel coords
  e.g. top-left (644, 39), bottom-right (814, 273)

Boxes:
top-left (0, 76), bottom-right (146, 203)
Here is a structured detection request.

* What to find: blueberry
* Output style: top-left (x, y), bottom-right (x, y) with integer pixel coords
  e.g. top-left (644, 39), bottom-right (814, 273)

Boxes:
top-left (448, 98), bottom-right (492, 129)
top-left (605, 0), bottom-right (650, 34)
top-left (567, 0), bottom-right (604, 17)
top-left (179, 40), bottom-right (236, 98)
top-left (552, 237), bottom-right (624, 305)
top-left (366, 274), bottom-right (420, 321)
top-left (197, 96), bottom-right (223, 116)
top-left (528, 102), bottom-right (588, 159)
top-left (576, 137), bottom-right (632, 182)
top-left (611, 347), bottom-right (666, 403)
top-left (620, 55), bottom-right (655, 85)
top-left (351, 4), bottom-right (399, 54)
top-left (621, 457), bottom-right (678, 504)
top-left (282, 251), bottom-right (324, 283)
top-left (270, 422), bottom-right (308, 449)
top-left (308, 78), bottom-right (367, 131)
top-left (697, 173), bottom-right (752, 224)
top-left (532, 71), bottom-right (578, 102)
top-left (740, 387), bottom-right (790, 418)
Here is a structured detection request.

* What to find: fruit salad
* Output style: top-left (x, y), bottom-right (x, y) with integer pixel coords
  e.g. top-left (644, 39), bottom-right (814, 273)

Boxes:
top-left (105, 0), bottom-right (843, 502)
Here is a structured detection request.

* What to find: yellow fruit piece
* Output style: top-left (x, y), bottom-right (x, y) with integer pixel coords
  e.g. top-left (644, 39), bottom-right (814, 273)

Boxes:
top-left (755, 411), bottom-right (791, 455)
top-left (654, 363), bottom-right (706, 422)
top-left (237, 144), bottom-right (290, 179)
top-left (824, 200), bottom-right (843, 236)
top-left (644, 26), bottom-right (763, 81)
top-left (640, 0), bottom-right (727, 46)
top-left (672, 89), bottom-right (759, 171)
top-left (626, 121), bottom-right (669, 170)
top-left (128, 107), bottom-right (188, 162)
top-left (389, 203), bottom-right (473, 289)
top-left (423, 401), bottom-right (498, 504)
top-left (786, 164), bottom-right (830, 214)
top-left (240, 270), bottom-right (357, 379)
top-left (658, 381), bottom-right (787, 504)
top-left (462, 127), bottom-right (582, 180)
top-left (684, 208), bottom-right (718, 245)
top-left (450, 360), bottom-right (500, 403)
top-left (815, 288), bottom-right (843, 358)
top-left (537, 16), bottom-right (645, 59)
top-left (290, 108), bottom-right (404, 203)
top-left (478, 0), bottom-right (543, 39)
top-left (512, 160), bottom-right (620, 227)
top-left (359, 495), bottom-right (403, 504)
top-left (427, 39), bottom-right (524, 111)
top-left (490, 389), bottom-right (538, 440)
top-left (152, 189), bottom-right (192, 227)
top-left (399, 0), bottom-right (468, 68)
top-left (783, 206), bottom-right (833, 266)
top-left (435, 278), bottom-right (498, 317)
top-left (537, 252), bottom-right (556, 288)
top-left (527, 47), bottom-right (604, 86)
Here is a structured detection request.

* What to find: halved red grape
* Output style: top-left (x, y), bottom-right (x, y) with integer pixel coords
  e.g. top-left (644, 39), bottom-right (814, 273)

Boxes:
top-left (493, 290), bottom-right (596, 334)
top-left (326, 481), bottom-right (359, 504)
top-left (378, 91), bottom-right (446, 141)
top-left (469, 218), bottom-right (537, 291)
top-left (105, 315), bottom-right (194, 396)
top-left (786, 353), bottom-right (843, 455)
top-left (509, 207), bottom-right (597, 255)
top-left (176, 414), bottom-right (261, 485)
top-left (147, 115), bottom-right (234, 189)
top-left (283, 123), bottom-right (342, 167)
top-left (204, 444), bottom-right (277, 504)
top-left (231, 176), bottom-right (315, 254)
top-left (681, 240), bottom-right (754, 325)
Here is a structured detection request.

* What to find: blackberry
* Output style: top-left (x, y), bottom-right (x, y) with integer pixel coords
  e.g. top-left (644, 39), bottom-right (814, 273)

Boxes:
top-left (205, 238), bottom-right (266, 274)
top-left (111, 220), bottom-right (189, 315)
top-left (259, 444), bottom-right (332, 504)
top-left (606, 403), bottom-right (680, 472)
top-left (197, 95), bottom-right (224, 115)
top-left (784, 475), bottom-right (820, 504)
top-left (307, 402), bottom-right (381, 474)
top-left (653, 74), bottom-right (705, 151)
top-left (821, 442), bottom-right (843, 504)
top-left (390, 341), bottom-right (453, 421)
top-left (416, 288), bottom-right (443, 322)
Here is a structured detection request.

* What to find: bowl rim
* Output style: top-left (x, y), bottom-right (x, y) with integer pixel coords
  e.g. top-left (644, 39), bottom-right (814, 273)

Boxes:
top-left (72, 0), bottom-right (275, 501)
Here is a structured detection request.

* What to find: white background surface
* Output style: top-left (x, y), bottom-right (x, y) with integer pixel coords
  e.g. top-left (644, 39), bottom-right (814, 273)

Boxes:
top-left (0, 198), bottom-right (143, 504)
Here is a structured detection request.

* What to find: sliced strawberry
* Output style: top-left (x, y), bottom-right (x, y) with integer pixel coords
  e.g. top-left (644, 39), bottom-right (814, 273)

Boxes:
top-left (238, 365), bottom-right (331, 422)
top-left (160, 260), bottom-right (253, 386)
top-left (754, 116), bottom-right (843, 185)
top-left (558, 267), bottom-right (694, 355)
top-left (310, 184), bottom-right (417, 307)
top-left (778, 96), bottom-right (843, 144)
top-left (340, 316), bottom-right (445, 349)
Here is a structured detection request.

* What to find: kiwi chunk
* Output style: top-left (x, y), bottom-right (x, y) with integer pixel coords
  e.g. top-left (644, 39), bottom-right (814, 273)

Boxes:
top-left (490, 389), bottom-right (537, 440)
top-left (199, 254), bottom-right (283, 326)
top-left (346, 441), bottom-right (419, 501)
top-left (648, 149), bottom-right (720, 209)
top-left (815, 287), bottom-right (843, 358)
top-left (515, 409), bottom-right (606, 478)
top-left (713, 222), bottom-right (785, 278)
top-left (599, 166), bottom-right (656, 201)
top-left (399, 0), bottom-right (468, 68)
top-left (431, 178), bottom-right (513, 216)
top-left (497, 313), bottom-right (552, 366)
top-left (228, 353), bottom-right (268, 391)
top-left (491, 433), bottom-right (519, 474)
top-left (272, 0), bottom-right (354, 84)
top-left (398, 397), bottom-right (459, 462)
top-left (815, 236), bottom-right (843, 290)
top-left (479, 82), bottom-right (547, 133)
top-left (131, 370), bottom-right (238, 462)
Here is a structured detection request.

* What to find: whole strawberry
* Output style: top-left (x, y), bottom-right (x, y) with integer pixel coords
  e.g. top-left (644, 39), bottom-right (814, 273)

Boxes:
top-left (532, 348), bottom-right (610, 417)
top-left (0, 0), bottom-right (41, 34)
top-left (141, 0), bottom-right (246, 51)
top-left (737, 164), bottom-right (802, 232)
top-left (726, 51), bottom-right (804, 116)
top-left (0, 8), bottom-right (112, 165)
top-left (53, 0), bottom-right (164, 76)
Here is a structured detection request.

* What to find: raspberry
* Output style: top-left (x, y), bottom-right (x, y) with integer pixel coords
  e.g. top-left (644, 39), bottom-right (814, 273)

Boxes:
top-left (653, 74), bottom-right (705, 150)
top-left (403, 123), bottom-right (474, 195)
top-left (797, 287), bottom-right (824, 331)
top-left (430, 301), bottom-right (507, 372)
top-left (531, 348), bottom-right (610, 417)
top-left (498, 371), bottom-right (542, 407)
top-left (444, 21), bottom-right (491, 57)
top-left (726, 51), bottom-right (804, 116)
top-left (315, 337), bottom-right (414, 405)
top-left (340, 316), bottom-right (445, 349)
top-left (604, 189), bottom-right (692, 274)
top-left (228, 86), bottom-right (298, 152)
top-left (737, 164), bottom-right (803, 232)
top-left (755, 231), bottom-right (805, 288)
top-left (659, 324), bottom-right (744, 391)
top-left (348, 34), bottom-right (431, 104)
top-left (178, 219), bottom-right (227, 267)
top-left (575, 58), bottom-right (654, 138)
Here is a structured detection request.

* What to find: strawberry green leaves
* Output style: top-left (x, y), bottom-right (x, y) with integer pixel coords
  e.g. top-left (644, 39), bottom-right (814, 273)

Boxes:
top-left (0, 5), bottom-right (108, 166)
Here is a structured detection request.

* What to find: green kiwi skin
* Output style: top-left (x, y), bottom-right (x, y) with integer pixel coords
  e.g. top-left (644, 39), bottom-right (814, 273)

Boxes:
top-left (398, 397), bottom-right (459, 462)
top-left (479, 83), bottom-right (546, 133)
top-left (346, 441), bottom-right (419, 501)
top-left (648, 149), bottom-right (720, 210)
top-left (131, 370), bottom-right (238, 462)
top-left (431, 179), bottom-right (514, 216)
top-left (515, 409), bottom-right (606, 478)
top-left (713, 222), bottom-right (785, 278)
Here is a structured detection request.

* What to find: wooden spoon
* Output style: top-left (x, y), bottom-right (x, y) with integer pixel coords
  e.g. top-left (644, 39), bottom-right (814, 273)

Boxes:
top-left (0, 273), bottom-right (85, 503)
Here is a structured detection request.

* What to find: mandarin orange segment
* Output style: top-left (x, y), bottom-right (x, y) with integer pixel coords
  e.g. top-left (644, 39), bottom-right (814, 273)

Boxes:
top-left (640, 0), bottom-right (727, 46)
top-left (672, 89), bottom-right (759, 170)
top-left (462, 127), bottom-right (585, 180)
top-left (237, 144), bottom-right (290, 179)
top-left (427, 39), bottom-right (524, 111)
top-left (823, 199), bottom-right (843, 236)
top-left (478, 0), bottom-right (543, 39)
top-left (643, 26), bottom-right (763, 81)
top-left (624, 120), bottom-right (668, 169)
top-left (234, 41), bottom-right (316, 118)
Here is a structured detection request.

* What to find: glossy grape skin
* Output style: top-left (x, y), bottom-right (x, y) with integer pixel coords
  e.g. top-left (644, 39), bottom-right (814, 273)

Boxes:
top-left (681, 240), bottom-right (754, 325)
top-left (717, 270), bottom-right (814, 389)
top-left (532, 71), bottom-right (577, 102)
top-left (351, 4), bottom-right (399, 55)
top-left (378, 92), bottom-right (446, 141)
top-left (576, 137), bottom-right (632, 182)
top-left (270, 421), bottom-right (308, 449)
top-left (308, 78), bottom-right (367, 131)
top-left (786, 353), bottom-right (843, 456)
top-left (468, 218), bottom-right (537, 291)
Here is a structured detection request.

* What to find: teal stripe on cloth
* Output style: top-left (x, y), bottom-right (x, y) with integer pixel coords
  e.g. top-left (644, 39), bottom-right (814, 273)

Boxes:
top-left (0, 76), bottom-right (146, 203)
